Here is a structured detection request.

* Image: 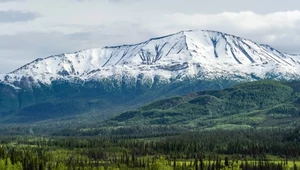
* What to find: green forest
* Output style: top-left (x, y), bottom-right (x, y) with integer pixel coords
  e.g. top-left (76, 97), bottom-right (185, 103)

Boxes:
top-left (109, 80), bottom-right (300, 131)
top-left (1, 80), bottom-right (300, 169)
top-left (1, 129), bottom-right (300, 170)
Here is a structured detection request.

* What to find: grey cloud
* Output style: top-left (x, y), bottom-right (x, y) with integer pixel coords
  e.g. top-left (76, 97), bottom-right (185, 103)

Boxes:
top-left (0, 0), bottom-right (25, 3)
top-left (73, 0), bottom-right (139, 3)
top-left (0, 10), bottom-right (39, 23)
top-left (0, 0), bottom-right (11, 1)
top-left (71, 0), bottom-right (299, 11)
top-left (130, 0), bottom-right (300, 14)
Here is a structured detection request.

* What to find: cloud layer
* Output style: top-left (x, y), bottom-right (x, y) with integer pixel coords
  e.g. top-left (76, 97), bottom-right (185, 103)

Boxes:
top-left (0, 0), bottom-right (300, 73)
top-left (0, 0), bottom-right (22, 2)
top-left (0, 10), bottom-right (39, 23)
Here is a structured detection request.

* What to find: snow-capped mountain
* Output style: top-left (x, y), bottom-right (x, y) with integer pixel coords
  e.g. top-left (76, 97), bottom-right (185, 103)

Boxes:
top-left (1, 30), bottom-right (300, 87)
top-left (1, 29), bottom-right (300, 123)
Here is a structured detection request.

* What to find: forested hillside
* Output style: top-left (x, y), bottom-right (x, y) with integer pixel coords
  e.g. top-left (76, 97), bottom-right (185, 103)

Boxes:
top-left (108, 80), bottom-right (300, 132)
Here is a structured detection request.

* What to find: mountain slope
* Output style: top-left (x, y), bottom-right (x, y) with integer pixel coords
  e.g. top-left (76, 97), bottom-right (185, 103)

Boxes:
top-left (109, 80), bottom-right (300, 131)
top-left (2, 30), bottom-right (300, 84)
top-left (1, 30), bottom-right (300, 123)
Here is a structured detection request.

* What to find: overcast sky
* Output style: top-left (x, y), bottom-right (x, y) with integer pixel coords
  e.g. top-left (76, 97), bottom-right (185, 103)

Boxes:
top-left (0, 0), bottom-right (300, 73)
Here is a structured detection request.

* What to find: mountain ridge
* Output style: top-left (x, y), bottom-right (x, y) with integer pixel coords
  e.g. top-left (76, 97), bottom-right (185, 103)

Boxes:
top-left (2, 30), bottom-right (300, 87)
top-left (1, 29), bottom-right (300, 123)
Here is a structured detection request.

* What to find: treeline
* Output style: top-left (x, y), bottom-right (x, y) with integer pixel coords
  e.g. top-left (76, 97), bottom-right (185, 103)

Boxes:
top-left (49, 128), bottom-right (300, 158)
top-left (0, 129), bottom-right (299, 169)
top-left (0, 147), bottom-right (297, 170)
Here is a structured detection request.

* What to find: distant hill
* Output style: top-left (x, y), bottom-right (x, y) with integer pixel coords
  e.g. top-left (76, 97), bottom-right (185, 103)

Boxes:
top-left (109, 80), bottom-right (300, 131)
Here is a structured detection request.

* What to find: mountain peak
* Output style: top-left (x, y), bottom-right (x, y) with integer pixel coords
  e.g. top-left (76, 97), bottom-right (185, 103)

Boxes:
top-left (2, 30), bottom-right (300, 86)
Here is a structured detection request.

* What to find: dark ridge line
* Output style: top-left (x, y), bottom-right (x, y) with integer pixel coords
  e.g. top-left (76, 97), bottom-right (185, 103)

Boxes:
top-left (182, 33), bottom-right (193, 57)
top-left (221, 35), bottom-right (243, 65)
top-left (241, 40), bottom-right (292, 66)
top-left (165, 41), bottom-right (180, 56)
top-left (262, 50), bottom-right (292, 66)
top-left (254, 44), bottom-right (300, 56)
top-left (231, 40), bottom-right (255, 63)
top-left (260, 44), bottom-right (290, 58)
top-left (259, 45), bottom-right (292, 66)
top-left (115, 48), bottom-right (131, 65)
top-left (177, 48), bottom-right (184, 54)
top-left (260, 44), bottom-right (298, 66)
top-left (154, 42), bottom-right (169, 63)
top-left (230, 47), bottom-right (242, 64)
top-left (102, 52), bottom-right (114, 68)
top-left (210, 37), bottom-right (219, 58)
top-left (290, 58), bottom-right (297, 64)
